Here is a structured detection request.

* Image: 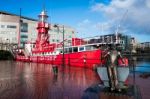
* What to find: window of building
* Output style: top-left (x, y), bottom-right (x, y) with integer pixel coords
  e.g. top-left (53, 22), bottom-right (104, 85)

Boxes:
top-left (21, 23), bottom-right (28, 32)
top-left (0, 25), bottom-right (5, 28)
top-left (53, 29), bottom-right (59, 33)
top-left (21, 35), bottom-right (28, 38)
top-left (52, 39), bottom-right (55, 42)
top-left (69, 35), bottom-right (72, 38)
top-left (7, 25), bottom-right (17, 29)
top-left (0, 37), bottom-right (2, 43)
top-left (12, 37), bottom-right (17, 42)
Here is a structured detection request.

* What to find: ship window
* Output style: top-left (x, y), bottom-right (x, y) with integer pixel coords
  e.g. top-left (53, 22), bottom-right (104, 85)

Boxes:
top-left (69, 47), bottom-right (72, 53)
top-left (79, 47), bottom-right (84, 51)
top-left (57, 49), bottom-right (62, 54)
top-left (85, 45), bottom-right (92, 51)
top-left (60, 50), bottom-right (63, 53)
top-left (92, 45), bottom-right (98, 50)
top-left (64, 48), bottom-right (68, 53)
top-left (73, 47), bottom-right (78, 52)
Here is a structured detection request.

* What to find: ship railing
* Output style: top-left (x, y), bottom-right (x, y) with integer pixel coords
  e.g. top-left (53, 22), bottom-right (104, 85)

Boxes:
top-left (63, 36), bottom-right (124, 47)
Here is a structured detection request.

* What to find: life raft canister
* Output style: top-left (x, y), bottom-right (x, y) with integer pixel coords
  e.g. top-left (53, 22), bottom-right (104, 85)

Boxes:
top-left (118, 57), bottom-right (128, 66)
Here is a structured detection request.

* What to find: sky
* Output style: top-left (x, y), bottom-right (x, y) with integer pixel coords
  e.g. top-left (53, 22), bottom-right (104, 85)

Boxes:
top-left (0, 0), bottom-right (150, 42)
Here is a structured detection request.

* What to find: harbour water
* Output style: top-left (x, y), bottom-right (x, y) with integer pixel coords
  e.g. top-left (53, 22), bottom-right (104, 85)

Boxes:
top-left (0, 61), bottom-right (100, 99)
top-left (0, 56), bottom-right (149, 99)
top-left (135, 56), bottom-right (150, 73)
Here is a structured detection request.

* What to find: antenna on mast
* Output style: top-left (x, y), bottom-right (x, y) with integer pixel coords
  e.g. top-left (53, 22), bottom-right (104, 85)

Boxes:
top-left (42, 0), bottom-right (46, 12)
top-left (115, 10), bottom-right (128, 44)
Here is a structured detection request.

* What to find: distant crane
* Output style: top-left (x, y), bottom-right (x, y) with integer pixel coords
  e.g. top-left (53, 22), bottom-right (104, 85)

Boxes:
top-left (115, 10), bottom-right (128, 44)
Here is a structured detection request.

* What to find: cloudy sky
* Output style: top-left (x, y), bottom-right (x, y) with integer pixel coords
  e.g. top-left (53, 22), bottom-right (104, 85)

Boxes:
top-left (0, 0), bottom-right (150, 42)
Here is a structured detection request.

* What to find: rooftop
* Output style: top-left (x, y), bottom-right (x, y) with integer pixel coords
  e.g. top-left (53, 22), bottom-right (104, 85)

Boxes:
top-left (0, 10), bottom-right (38, 21)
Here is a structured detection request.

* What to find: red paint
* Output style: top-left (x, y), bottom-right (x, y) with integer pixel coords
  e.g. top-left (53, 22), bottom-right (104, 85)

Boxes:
top-left (16, 49), bottom-right (103, 69)
top-left (72, 38), bottom-right (86, 46)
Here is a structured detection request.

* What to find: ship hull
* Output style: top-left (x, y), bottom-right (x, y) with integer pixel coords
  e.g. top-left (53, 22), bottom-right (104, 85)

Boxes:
top-left (16, 49), bottom-right (103, 69)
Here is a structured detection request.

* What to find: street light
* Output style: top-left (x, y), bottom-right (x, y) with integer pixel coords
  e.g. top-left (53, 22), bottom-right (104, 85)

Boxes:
top-left (53, 24), bottom-right (65, 67)
top-left (5, 38), bottom-right (10, 50)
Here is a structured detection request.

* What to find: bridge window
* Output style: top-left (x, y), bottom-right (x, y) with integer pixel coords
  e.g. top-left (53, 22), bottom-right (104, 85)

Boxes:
top-left (64, 48), bottom-right (68, 53)
top-left (79, 47), bottom-right (84, 52)
top-left (85, 45), bottom-right (92, 51)
top-left (73, 47), bottom-right (78, 52)
top-left (57, 49), bottom-right (62, 54)
top-left (69, 47), bottom-right (72, 53)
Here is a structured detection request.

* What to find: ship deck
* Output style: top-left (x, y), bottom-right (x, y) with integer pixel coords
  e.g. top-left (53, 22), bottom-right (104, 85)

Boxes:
top-left (0, 61), bottom-right (149, 99)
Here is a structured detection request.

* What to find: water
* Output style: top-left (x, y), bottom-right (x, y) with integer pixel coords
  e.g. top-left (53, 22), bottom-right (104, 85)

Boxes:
top-left (131, 56), bottom-right (150, 73)
top-left (0, 57), bottom-right (149, 99)
top-left (0, 61), bottom-right (100, 99)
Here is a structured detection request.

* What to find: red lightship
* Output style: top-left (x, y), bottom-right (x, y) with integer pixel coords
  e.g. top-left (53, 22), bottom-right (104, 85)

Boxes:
top-left (16, 10), bottom-right (110, 68)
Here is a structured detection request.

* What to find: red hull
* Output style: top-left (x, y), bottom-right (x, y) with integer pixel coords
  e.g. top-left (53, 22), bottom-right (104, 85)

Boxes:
top-left (16, 49), bottom-right (102, 69)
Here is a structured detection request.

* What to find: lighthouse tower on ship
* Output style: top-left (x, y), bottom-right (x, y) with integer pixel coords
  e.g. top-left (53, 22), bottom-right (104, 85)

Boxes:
top-left (34, 10), bottom-right (50, 51)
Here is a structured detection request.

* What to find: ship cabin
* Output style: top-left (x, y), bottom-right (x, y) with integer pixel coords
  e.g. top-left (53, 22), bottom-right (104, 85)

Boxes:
top-left (56, 43), bottom-right (103, 55)
top-left (32, 43), bottom-right (102, 56)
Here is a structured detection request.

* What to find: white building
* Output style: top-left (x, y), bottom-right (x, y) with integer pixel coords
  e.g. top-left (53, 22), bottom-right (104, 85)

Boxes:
top-left (0, 11), bottom-right (76, 48)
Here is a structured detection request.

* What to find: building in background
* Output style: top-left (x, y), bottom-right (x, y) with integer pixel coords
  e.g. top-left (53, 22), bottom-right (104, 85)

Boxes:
top-left (137, 42), bottom-right (150, 53)
top-left (130, 37), bottom-right (138, 53)
top-left (0, 11), bottom-right (76, 49)
top-left (80, 33), bottom-right (134, 51)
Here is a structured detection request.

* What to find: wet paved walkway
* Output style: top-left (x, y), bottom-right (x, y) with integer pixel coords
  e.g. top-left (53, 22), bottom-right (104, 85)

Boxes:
top-left (0, 61), bottom-right (149, 99)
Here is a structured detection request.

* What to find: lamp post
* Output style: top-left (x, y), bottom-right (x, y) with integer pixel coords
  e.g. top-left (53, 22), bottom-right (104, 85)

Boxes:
top-left (62, 25), bottom-right (65, 67)
top-left (5, 38), bottom-right (10, 50)
top-left (54, 24), bottom-right (65, 67)
top-left (18, 8), bottom-right (22, 48)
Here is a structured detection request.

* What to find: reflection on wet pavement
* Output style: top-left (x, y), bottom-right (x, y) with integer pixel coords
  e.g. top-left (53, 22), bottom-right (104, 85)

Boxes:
top-left (0, 61), bottom-right (100, 99)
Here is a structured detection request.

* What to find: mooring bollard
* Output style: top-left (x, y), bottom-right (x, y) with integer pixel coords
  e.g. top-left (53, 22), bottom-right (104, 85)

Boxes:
top-left (52, 65), bottom-right (58, 75)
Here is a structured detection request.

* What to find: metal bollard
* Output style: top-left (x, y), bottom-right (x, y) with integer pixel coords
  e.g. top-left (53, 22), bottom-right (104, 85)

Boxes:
top-left (52, 65), bottom-right (58, 75)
